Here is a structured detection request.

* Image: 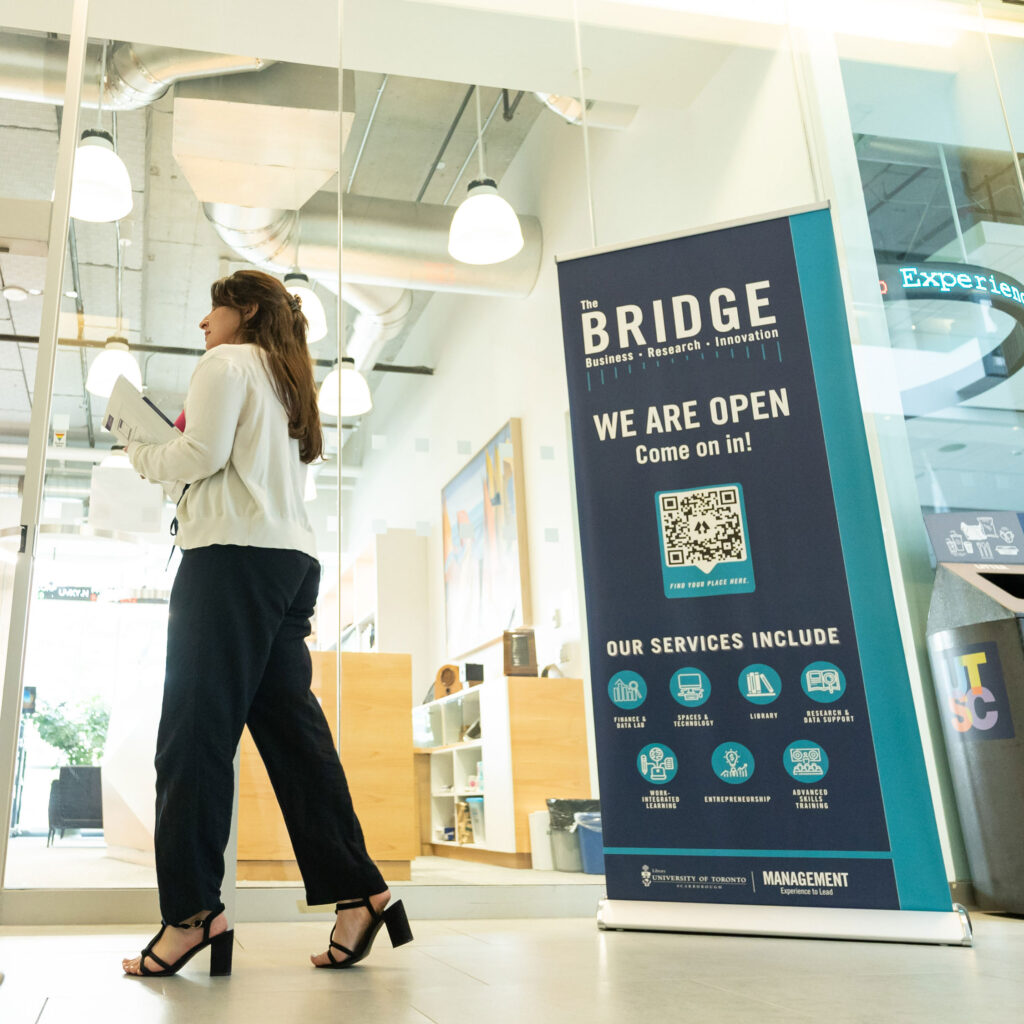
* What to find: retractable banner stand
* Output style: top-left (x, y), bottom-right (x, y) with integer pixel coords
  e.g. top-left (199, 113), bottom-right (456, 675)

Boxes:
top-left (556, 205), bottom-right (970, 944)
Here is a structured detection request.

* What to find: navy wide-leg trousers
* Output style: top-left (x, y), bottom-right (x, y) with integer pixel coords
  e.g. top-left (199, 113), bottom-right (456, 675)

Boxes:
top-left (154, 544), bottom-right (385, 923)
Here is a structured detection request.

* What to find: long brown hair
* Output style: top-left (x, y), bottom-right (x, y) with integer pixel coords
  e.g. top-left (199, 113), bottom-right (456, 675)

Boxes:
top-left (210, 269), bottom-right (323, 463)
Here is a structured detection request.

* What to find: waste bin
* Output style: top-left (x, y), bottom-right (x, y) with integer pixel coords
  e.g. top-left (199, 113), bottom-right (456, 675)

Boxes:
top-left (546, 798), bottom-right (599, 872)
top-left (574, 812), bottom-right (605, 874)
top-left (926, 556), bottom-right (1024, 913)
top-left (529, 810), bottom-right (554, 870)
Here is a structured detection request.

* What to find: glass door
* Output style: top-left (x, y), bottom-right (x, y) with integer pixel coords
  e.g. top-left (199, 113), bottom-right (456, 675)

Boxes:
top-left (0, 3), bottom-right (344, 904)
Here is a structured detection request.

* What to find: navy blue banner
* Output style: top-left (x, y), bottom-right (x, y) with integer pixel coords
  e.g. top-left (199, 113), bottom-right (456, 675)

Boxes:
top-left (557, 207), bottom-right (951, 913)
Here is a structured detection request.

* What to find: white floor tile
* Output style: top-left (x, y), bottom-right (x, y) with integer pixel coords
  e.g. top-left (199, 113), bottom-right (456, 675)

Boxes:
top-left (0, 912), bottom-right (1019, 1024)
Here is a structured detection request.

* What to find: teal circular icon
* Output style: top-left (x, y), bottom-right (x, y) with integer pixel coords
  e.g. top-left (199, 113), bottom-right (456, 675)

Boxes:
top-left (738, 663), bottom-right (781, 705)
top-left (637, 743), bottom-right (677, 784)
top-left (711, 741), bottom-right (755, 784)
top-left (801, 661), bottom-right (846, 703)
top-left (671, 667), bottom-right (710, 707)
top-left (784, 740), bottom-right (829, 782)
top-left (609, 670), bottom-right (647, 709)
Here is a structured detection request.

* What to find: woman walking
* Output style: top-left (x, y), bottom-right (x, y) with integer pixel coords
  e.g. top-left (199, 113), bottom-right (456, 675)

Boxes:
top-left (121, 270), bottom-right (411, 977)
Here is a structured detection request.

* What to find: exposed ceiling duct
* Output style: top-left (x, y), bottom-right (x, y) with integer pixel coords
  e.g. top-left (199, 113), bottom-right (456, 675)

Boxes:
top-left (202, 196), bottom-right (542, 371)
top-left (0, 35), bottom-right (271, 109)
top-left (201, 201), bottom-right (413, 372)
top-left (176, 63), bottom-right (543, 370)
top-left (203, 195), bottom-right (542, 297)
top-left (337, 193), bottom-right (542, 296)
top-left (341, 283), bottom-right (414, 372)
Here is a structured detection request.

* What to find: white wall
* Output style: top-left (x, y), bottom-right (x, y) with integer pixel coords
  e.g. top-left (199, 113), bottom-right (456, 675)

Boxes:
top-left (342, 42), bottom-right (818, 716)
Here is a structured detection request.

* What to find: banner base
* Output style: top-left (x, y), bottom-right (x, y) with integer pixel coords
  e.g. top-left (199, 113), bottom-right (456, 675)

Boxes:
top-left (597, 898), bottom-right (973, 946)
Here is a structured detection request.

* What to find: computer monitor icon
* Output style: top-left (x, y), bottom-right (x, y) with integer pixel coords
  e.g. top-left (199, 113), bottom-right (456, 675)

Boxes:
top-left (676, 672), bottom-right (705, 701)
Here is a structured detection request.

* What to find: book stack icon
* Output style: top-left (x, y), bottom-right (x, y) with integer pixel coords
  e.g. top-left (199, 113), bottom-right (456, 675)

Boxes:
top-left (745, 671), bottom-right (776, 698)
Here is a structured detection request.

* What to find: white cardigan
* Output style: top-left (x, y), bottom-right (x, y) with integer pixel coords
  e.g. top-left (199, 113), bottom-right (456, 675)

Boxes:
top-left (127, 343), bottom-right (318, 559)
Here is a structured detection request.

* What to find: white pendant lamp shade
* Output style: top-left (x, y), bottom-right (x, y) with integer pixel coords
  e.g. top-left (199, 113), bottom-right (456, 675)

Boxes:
top-left (447, 178), bottom-right (524, 265)
top-left (87, 338), bottom-right (142, 398)
top-left (318, 357), bottom-right (372, 417)
top-left (70, 130), bottom-right (133, 223)
top-left (317, 366), bottom-right (340, 417)
top-left (284, 272), bottom-right (328, 342)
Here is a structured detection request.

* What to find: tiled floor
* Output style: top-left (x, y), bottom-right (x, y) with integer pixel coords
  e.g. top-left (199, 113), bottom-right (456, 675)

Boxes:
top-left (0, 911), bottom-right (1021, 1024)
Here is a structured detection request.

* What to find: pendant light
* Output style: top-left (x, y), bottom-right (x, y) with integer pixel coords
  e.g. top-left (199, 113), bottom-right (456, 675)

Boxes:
top-left (86, 337), bottom-right (142, 398)
top-left (448, 86), bottom-right (524, 265)
top-left (88, 244), bottom-right (140, 398)
top-left (70, 43), bottom-right (133, 223)
top-left (318, 357), bottom-right (372, 417)
top-left (285, 212), bottom-right (328, 342)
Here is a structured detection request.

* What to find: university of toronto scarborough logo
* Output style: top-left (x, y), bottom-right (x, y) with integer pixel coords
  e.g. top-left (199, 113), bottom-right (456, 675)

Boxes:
top-left (943, 641), bottom-right (1015, 740)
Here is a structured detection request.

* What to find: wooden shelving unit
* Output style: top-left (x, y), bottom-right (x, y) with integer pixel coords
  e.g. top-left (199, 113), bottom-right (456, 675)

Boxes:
top-left (413, 676), bottom-right (591, 867)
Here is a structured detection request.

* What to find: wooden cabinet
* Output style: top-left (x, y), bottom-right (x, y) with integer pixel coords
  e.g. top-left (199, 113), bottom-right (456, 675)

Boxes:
top-left (237, 651), bottom-right (417, 882)
top-left (413, 676), bottom-right (591, 868)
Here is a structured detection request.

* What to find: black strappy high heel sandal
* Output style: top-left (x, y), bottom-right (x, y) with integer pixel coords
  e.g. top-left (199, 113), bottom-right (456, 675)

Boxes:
top-left (316, 895), bottom-right (413, 970)
top-left (131, 906), bottom-right (234, 977)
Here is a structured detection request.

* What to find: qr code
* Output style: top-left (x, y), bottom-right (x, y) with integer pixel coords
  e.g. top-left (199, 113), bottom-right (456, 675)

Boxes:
top-left (659, 486), bottom-right (747, 568)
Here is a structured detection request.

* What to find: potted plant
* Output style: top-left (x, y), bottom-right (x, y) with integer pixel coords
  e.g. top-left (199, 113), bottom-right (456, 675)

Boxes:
top-left (31, 697), bottom-right (109, 767)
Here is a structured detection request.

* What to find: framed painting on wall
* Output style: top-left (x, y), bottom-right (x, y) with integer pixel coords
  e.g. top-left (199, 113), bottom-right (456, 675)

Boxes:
top-left (442, 419), bottom-right (531, 658)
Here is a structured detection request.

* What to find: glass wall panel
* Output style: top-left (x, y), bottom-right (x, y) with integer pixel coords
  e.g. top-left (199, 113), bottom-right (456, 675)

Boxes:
top-left (0, 15), bottom-right (85, 883)
top-left (832, 2), bottom-right (1024, 878)
top-left (981, 14), bottom-right (1024, 509)
top-left (2, 20), bottom-right (343, 892)
top-left (337, 4), bottom-right (581, 882)
top-left (839, 11), bottom-right (1024, 517)
top-left (338, 0), bottom-right (810, 885)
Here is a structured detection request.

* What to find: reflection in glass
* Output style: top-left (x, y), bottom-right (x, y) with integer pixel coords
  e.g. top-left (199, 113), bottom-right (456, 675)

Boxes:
top-left (853, 132), bottom-right (1024, 513)
top-left (837, 15), bottom-right (1024, 518)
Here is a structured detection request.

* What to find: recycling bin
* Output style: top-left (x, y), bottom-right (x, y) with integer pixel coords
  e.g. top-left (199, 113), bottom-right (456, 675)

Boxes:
top-left (926, 561), bottom-right (1024, 912)
top-left (574, 812), bottom-right (605, 875)
top-left (546, 798), bottom-right (599, 872)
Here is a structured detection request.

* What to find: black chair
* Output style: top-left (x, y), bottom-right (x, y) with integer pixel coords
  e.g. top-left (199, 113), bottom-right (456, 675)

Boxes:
top-left (47, 766), bottom-right (103, 846)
